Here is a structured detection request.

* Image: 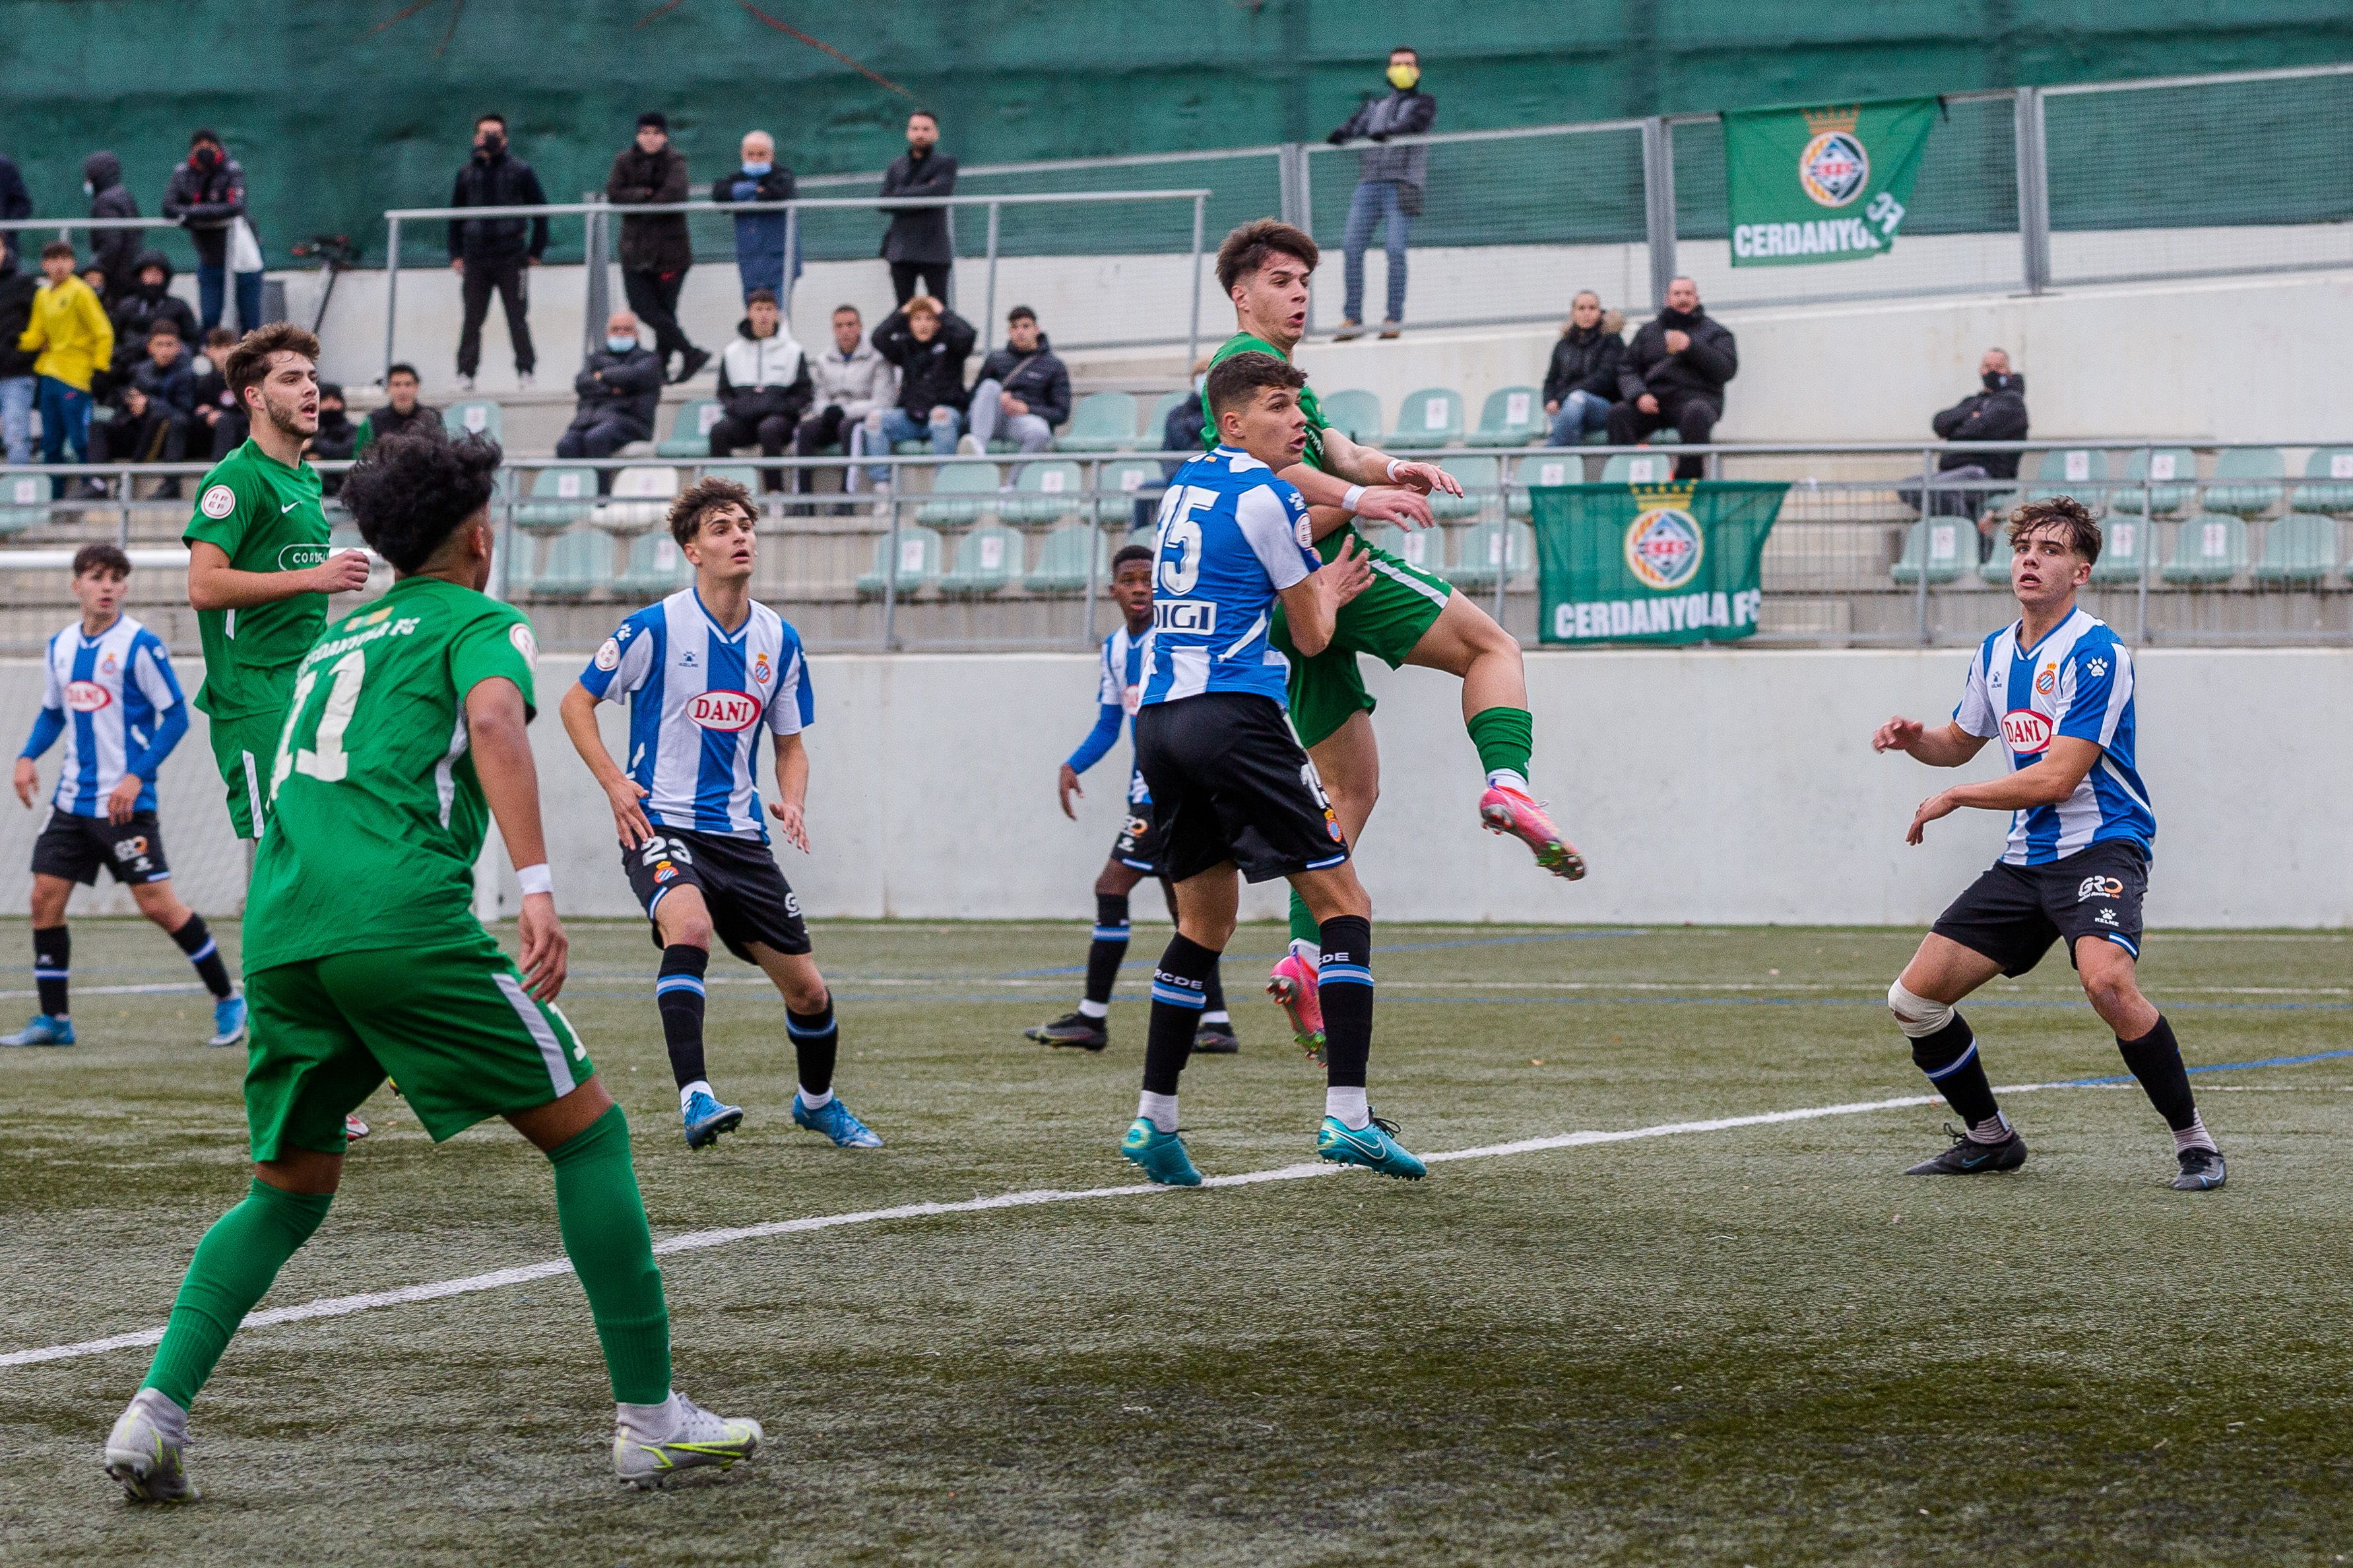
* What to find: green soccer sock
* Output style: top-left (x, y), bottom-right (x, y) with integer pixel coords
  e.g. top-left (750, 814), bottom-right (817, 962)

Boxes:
top-left (143, 1179), bottom-right (333, 1408)
top-left (1287, 889), bottom-right (1321, 953)
top-left (547, 1105), bottom-right (672, 1405)
top-left (1466, 706), bottom-right (1535, 789)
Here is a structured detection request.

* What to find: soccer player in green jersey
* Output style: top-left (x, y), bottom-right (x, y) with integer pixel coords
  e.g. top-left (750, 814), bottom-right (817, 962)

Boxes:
top-left (104, 431), bottom-right (761, 1501)
top-left (1204, 221), bottom-right (1586, 1055)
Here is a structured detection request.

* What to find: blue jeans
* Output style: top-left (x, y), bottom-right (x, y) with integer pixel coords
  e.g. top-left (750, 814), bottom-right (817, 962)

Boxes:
top-left (197, 263), bottom-right (267, 332)
top-left (0, 375), bottom-right (33, 465)
top-left (1546, 391), bottom-right (1610, 446)
top-left (36, 377), bottom-right (92, 496)
top-left (864, 405), bottom-right (961, 486)
top-left (1342, 179), bottom-right (1413, 325)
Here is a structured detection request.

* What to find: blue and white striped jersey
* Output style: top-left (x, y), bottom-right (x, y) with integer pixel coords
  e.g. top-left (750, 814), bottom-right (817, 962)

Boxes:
top-left (26, 615), bottom-right (186, 817)
top-left (1139, 447), bottom-right (1321, 708)
top-left (1952, 607), bottom-right (2155, 865)
top-left (576, 588), bottom-right (814, 842)
top-left (1095, 623), bottom-right (1146, 725)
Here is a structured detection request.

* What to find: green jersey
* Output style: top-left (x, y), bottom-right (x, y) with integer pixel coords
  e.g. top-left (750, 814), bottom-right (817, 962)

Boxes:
top-left (243, 575), bottom-right (540, 974)
top-left (183, 438), bottom-right (332, 720)
top-left (1204, 331), bottom-right (1329, 471)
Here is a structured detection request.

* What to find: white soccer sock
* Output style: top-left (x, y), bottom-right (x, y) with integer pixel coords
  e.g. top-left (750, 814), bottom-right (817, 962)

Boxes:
top-left (798, 1085), bottom-right (834, 1110)
top-left (1137, 1090), bottom-right (1178, 1133)
top-left (1289, 937), bottom-right (1319, 966)
top-left (1967, 1110), bottom-right (2012, 1145)
top-left (1076, 998), bottom-right (1109, 1019)
top-left (1326, 1086), bottom-right (1370, 1130)
top-left (1485, 768), bottom-right (1530, 794)
top-left (678, 1080), bottom-right (713, 1110)
top-left (615, 1391), bottom-right (680, 1439)
top-left (1201, 1009), bottom-right (1229, 1025)
top-left (2173, 1113), bottom-right (2218, 1155)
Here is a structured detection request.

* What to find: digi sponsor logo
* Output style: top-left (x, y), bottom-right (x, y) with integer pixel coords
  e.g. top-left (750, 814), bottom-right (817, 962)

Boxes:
top-left (64, 680), bottom-right (112, 713)
top-left (685, 689), bottom-right (761, 732)
top-left (2076, 875), bottom-right (2126, 902)
top-left (278, 542), bottom-right (329, 571)
top-left (2001, 708), bottom-right (2053, 754)
top-left (1153, 600), bottom-right (1217, 635)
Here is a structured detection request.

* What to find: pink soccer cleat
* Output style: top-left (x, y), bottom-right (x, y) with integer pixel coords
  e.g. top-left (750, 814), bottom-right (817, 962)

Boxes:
top-left (1480, 784), bottom-right (1587, 880)
top-left (1266, 953), bottom-right (1326, 1062)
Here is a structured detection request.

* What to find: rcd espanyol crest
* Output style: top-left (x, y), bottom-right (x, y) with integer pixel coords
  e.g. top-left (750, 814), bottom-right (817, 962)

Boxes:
top-left (1624, 486), bottom-right (1706, 590)
top-left (1797, 107), bottom-right (1869, 208)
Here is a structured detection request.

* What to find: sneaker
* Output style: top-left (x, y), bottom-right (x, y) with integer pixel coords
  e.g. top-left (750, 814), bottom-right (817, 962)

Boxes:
top-left (455, 373), bottom-right (476, 392)
top-left (1317, 1113), bottom-right (1427, 1179)
top-left (792, 1092), bottom-right (882, 1148)
top-left (1, 1013), bottom-right (74, 1047)
top-left (344, 1113), bottom-right (371, 1142)
top-left (683, 1088), bottom-right (744, 1150)
top-left (516, 370), bottom-right (534, 389)
top-left (1191, 1019), bottom-right (1240, 1055)
top-left (1332, 319), bottom-right (1364, 342)
top-left (955, 432), bottom-right (984, 458)
top-left (1266, 954), bottom-right (1325, 1061)
top-left (1120, 1117), bottom-right (1201, 1186)
top-left (613, 1392), bottom-right (762, 1489)
top-left (1378, 321), bottom-right (1402, 340)
top-left (1478, 784), bottom-right (1587, 881)
top-left (668, 346), bottom-right (711, 385)
top-left (1906, 1122), bottom-right (2026, 1175)
top-left (1025, 1011), bottom-right (1108, 1051)
top-left (104, 1389), bottom-right (197, 1503)
top-left (208, 995), bottom-right (247, 1049)
top-left (2172, 1146), bottom-right (2227, 1191)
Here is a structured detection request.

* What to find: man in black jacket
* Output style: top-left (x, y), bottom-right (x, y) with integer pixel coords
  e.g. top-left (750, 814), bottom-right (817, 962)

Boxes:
top-left (84, 153), bottom-right (144, 300)
top-left (1902, 348), bottom-right (2030, 548)
top-left (709, 290), bottom-right (810, 491)
top-left (861, 296), bottom-right (975, 487)
top-left (963, 305), bottom-right (1069, 468)
top-left (1541, 291), bottom-right (1625, 447)
top-left (607, 111), bottom-right (706, 384)
top-left (557, 310), bottom-right (664, 487)
top-left (449, 113), bottom-right (548, 391)
top-left (0, 254), bottom-right (36, 463)
top-left (1606, 276), bottom-right (1738, 481)
top-left (880, 111), bottom-right (957, 307)
top-left (161, 129), bottom-right (262, 334)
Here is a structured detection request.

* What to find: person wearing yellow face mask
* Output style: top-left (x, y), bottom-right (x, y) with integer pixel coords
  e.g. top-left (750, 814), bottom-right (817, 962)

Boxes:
top-left (1326, 46), bottom-right (1435, 340)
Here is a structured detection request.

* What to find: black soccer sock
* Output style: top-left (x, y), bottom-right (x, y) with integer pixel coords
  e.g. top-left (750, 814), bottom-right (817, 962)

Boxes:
top-left (1141, 934), bottom-right (1218, 1096)
top-left (1318, 916), bottom-right (1375, 1091)
top-left (1909, 1011), bottom-right (2002, 1129)
top-left (655, 945), bottom-right (709, 1090)
top-left (2116, 1015), bottom-right (2199, 1133)
top-left (1201, 958), bottom-right (1228, 1022)
top-left (789, 995), bottom-right (839, 1098)
top-left (1083, 893), bottom-right (1130, 1011)
top-left (32, 924), bottom-right (67, 1018)
top-left (170, 914), bottom-right (234, 1001)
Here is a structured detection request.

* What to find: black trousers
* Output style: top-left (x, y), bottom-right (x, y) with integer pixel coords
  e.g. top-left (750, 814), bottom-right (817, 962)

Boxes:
top-left (1605, 391), bottom-right (1720, 481)
top-left (457, 256), bottom-right (535, 377)
top-left (710, 405), bottom-right (806, 490)
top-left (622, 267), bottom-right (696, 364)
top-left (792, 405), bottom-right (851, 492)
top-left (889, 260), bottom-right (952, 306)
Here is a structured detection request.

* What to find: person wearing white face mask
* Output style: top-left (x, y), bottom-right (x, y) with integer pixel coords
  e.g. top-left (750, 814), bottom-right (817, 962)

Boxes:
top-left (557, 310), bottom-right (664, 489)
top-left (717, 130), bottom-right (797, 305)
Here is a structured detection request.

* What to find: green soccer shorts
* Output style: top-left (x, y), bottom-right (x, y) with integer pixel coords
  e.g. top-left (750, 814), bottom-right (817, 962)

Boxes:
top-left (1270, 524), bottom-right (1456, 749)
top-left (206, 708), bottom-right (285, 840)
top-left (243, 932), bottom-right (594, 1160)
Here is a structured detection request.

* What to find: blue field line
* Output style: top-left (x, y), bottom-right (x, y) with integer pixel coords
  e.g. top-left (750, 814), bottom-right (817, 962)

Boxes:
top-left (2053, 1046), bottom-right (2353, 1086)
top-left (994, 927), bottom-right (1654, 980)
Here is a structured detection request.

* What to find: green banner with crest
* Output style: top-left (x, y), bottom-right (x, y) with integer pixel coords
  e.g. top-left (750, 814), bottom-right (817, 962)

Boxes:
top-left (1531, 480), bottom-right (1787, 645)
top-left (1723, 96), bottom-right (1939, 266)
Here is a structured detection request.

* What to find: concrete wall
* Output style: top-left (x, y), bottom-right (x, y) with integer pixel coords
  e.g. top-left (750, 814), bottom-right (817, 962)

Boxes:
top-left (7, 648), bottom-right (2345, 929)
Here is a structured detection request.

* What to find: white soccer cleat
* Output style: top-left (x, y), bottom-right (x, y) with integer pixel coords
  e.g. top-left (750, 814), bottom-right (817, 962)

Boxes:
top-left (613, 1391), bottom-right (763, 1489)
top-left (104, 1389), bottom-right (197, 1503)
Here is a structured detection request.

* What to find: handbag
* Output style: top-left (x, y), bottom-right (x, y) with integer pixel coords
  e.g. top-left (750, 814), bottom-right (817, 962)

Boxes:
top-left (228, 217), bottom-right (264, 275)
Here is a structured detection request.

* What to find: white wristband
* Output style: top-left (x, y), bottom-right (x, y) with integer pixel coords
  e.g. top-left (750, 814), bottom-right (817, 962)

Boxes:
top-left (516, 863), bottom-right (554, 897)
top-left (1340, 484), bottom-right (1366, 513)
top-left (1386, 458), bottom-right (1407, 481)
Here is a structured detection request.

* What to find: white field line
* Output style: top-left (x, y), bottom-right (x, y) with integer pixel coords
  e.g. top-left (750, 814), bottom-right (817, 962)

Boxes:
top-left (2, 1077), bottom-right (2132, 1373)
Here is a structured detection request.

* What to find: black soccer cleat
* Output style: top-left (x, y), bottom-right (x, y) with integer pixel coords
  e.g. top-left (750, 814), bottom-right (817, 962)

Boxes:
top-left (1025, 1011), bottom-right (1108, 1052)
top-left (2171, 1146), bottom-right (2226, 1191)
top-left (1191, 1020), bottom-right (1240, 1055)
top-left (1906, 1121), bottom-right (2028, 1176)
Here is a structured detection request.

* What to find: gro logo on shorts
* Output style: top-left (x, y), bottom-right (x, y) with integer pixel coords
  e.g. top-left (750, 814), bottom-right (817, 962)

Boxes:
top-left (2001, 708), bottom-right (2053, 754)
top-left (2076, 875), bottom-right (2125, 902)
top-left (685, 689), bottom-right (761, 731)
top-left (199, 484), bottom-right (238, 520)
top-left (64, 680), bottom-right (112, 712)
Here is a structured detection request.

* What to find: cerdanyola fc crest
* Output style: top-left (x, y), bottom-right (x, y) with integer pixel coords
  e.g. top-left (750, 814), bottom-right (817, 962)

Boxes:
top-left (1623, 491), bottom-right (1706, 592)
top-left (1797, 108), bottom-right (1869, 208)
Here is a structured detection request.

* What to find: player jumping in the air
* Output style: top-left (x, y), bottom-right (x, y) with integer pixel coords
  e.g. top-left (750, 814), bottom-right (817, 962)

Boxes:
top-left (1874, 496), bottom-right (2223, 1191)
top-left (1024, 544), bottom-right (1239, 1055)
top-left (1121, 350), bottom-right (1425, 1185)
top-left (6, 544), bottom-right (243, 1049)
top-left (104, 430), bottom-right (761, 1501)
top-left (562, 476), bottom-right (880, 1153)
top-left (1204, 221), bottom-right (1584, 1059)
top-left (181, 323), bottom-right (375, 1139)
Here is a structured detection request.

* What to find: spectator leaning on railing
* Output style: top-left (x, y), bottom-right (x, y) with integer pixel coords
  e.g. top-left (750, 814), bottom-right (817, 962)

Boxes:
top-left (1327, 46), bottom-right (1435, 341)
top-left (607, 111), bottom-right (707, 385)
top-left (797, 304), bottom-right (895, 497)
top-left (448, 112), bottom-right (548, 392)
top-left (961, 305), bottom-right (1069, 468)
top-left (718, 129), bottom-right (796, 305)
top-left (0, 253), bottom-right (37, 464)
top-left (82, 152), bottom-right (143, 300)
top-left (0, 149), bottom-right (29, 274)
top-left (17, 240), bottom-right (113, 496)
top-left (162, 129), bottom-right (264, 334)
top-left (880, 110), bottom-right (957, 307)
top-left (90, 319), bottom-right (195, 487)
top-left (1900, 348), bottom-right (2030, 554)
top-left (354, 362), bottom-right (437, 454)
top-left (710, 288), bottom-right (810, 492)
top-left (1541, 290), bottom-right (1625, 447)
top-left (1607, 274), bottom-right (1737, 482)
top-left (557, 310), bottom-right (664, 486)
top-left (863, 295), bottom-right (975, 490)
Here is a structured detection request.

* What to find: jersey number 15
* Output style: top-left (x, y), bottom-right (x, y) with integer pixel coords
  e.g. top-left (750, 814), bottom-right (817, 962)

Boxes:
top-left (1153, 484), bottom-right (1219, 596)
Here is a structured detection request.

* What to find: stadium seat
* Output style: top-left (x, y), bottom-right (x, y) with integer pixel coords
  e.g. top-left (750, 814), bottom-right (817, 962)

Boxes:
top-left (2250, 512), bottom-right (2339, 584)
top-left (512, 466), bottom-right (596, 534)
top-left (2200, 447), bottom-right (2284, 517)
top-left (2090, 517), bottom-right (2148, 583)
top-left (2023, 447), bottom-right (2108, 515)
top-left (1431, 453), bottom-right (1496, 522)
top-left (1143, 389), bottom-right (1188, 448)
top-left (1473, 386), bottom-right (1545, 447)
top-left (1320, 389), bottom-right (1382, 445)
top-left (1002, 460), bottom-right (1083, 525)
top-left (1386, 387), bottom-right (1464, 450)
top-left (700, 464), bottom-right (761, 504)
top-left (1023, 522), bottom-right (1109, 593)
top-left (1979, 541), bottom-right (2013, 584)
top-left (656, 399), bottom-right (725, 459)
top-left (2290, 447), bottom-right (2353, 515)
top-left (1507, 452), bottom-right (1582, 518)
top-left (2108, 447), bottom-right (2197, 516)
top-left (1359, 521), bottom-right (1444, 574)
top-left (590, 466), bottom-right (680, 535)
top-left (1445, 520), bottom-right (1533, 590)
top-left (0, 471), bottom-right (48, 534)
top-left (1599, 452), bottom-right (1677, 486)
top-left (938, 522), bottom-right (1023, 596)
top-left (1890, 518), bottom-right (1970, 585)
top-left (1098, 457), bottom-right (1165, 509)
top-left (512, 526), bottom-right (609, 598)
top-left (616, 530), bottom-right (694, 597)
top-left (1056, 391), bottom-right (1138, 453)
top-left (443, 400), bottom-right (501, 442)
top-left (855, 525), bottom-right (945, 598)
top-left (915, 462), bottom-right (1000, 526)
top-left (2160, 513), bottom-right (2246, 584)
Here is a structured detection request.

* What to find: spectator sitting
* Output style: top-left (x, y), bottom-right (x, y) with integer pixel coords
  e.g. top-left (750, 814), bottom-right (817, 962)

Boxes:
top-left (709, 289), bottom-right (811, 493)
top-left (354, 362), bottom-right (439, 454)
top-left (717, 129), bottom-right (796, 304)
top-left (91, 319), bottom-right (195, 491)
top-left (108, 251), bottom-right (201, 365)
top-left (0, 253), bottom-right (36, 464)
top-left (556, 310), bottom-right (663, 487)
top-left (961, 305), bottom-right (1070, 472)
top-left (0, 149), bottom-right (28, 274)
top-left (309, 380), bottom-right (360, 477)
top-left (448, 112), bottom-right (548, 392)
top-left (862, 295), bottom-right (975, 491)
top-left (606, 111), bottom-right (706, 385)
top-left (17, 239), bottom-right (113, 497)
top-left (1541, 290), bottom-right (1625, 447)
top-left (84, 152), bottom-right (144, 300)
top-left (1606, 274), bottom-right (1737, 482)
top-left (1906, 348), bottom-right (2030, 555)
top-left (1326, 46), bottom-right (1435, 340)
top-left (162, 129), bottom-right (264, 334)
top-left (880, 111), bottom-right (957, 305)
top-left (797, 304), bottom-right (896, 499)
top-left (189, 327), bottom-right (245, 460)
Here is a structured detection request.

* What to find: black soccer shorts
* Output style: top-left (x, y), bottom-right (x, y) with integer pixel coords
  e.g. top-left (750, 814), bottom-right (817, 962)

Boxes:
top-left (1132, 690), bottom-right (1351, 884)
top-left (1111, 768), bottom-right (1167, 873)
top-left (30, 809), bottom-right (172, 887)
top-left (621, 825), bottom-right (812, 962)
top-left (1931, 838), bottom-right (2148, 976)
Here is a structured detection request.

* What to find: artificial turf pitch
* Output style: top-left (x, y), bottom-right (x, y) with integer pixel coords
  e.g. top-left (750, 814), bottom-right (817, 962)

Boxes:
top-left (2, 916), bottom-right (2348, 1566)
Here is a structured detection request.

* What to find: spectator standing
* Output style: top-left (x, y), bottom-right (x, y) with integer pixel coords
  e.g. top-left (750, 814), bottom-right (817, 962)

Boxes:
top-left (1327, 47), bottom-right (1435, 340)
top-left (606, 111), bottom-right (707, 385)
top-left (1541, 291), bottom-right (1625, 447)
top-left (1607, 275), bottom-right (1738, 482)
top-left (188, 327), bottom-right (246, 460)
top-left (0, 150), bottom-right (29, 274)
top-left (879, 111), bottom-right (957, 306)
top-left (709, 288), bottom-right (810, 491)
top-left (90, 319), bottom-right (195, 488)
top-left (962, 305), bottom-right (1070, 468)
top-left (796, 304), bottom-right (896, 497)
top-left (162, 129), bottom-right (265, 334)
top-left (352, 362), bottom-right (439, 454)
top-left (556, 309), bottom-right (663, 485)
top-left (82, 153), bottom-right (143, 300)
top-left (108, 251), bottom-right (200, 361)
top-left (0, 255), bottom-right (42, 465)
top-left (447, 112), bottom-right (548, 392)
top-left (717, 129), bottom-right (796, 304)
top-left (1902, 348), bottom-right (2030, 553)
top-left (862, 295), bottom-right (974, 489)
top-left (16, 241), bottom-right (113, 495)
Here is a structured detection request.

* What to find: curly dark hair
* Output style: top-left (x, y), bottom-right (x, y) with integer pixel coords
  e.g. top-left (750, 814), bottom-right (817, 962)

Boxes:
top-left (1111, 543), bottom-right (1155, 572)
top-left (340, 429), bottom-right (503, 573)
top-left (668, 474), bottom-right (757, 548)
top-left (2006, 493), bottom-right (2102, 565)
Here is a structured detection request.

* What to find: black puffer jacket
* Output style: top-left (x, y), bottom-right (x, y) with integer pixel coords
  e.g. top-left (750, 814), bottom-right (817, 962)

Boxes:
top-left (1931, 373), bottom-right (2030, 478)
top-left (84, 153), bottom-right (144, 296)
top-left (1616, 305), bottom-right (1738, 408)
top-left (872, 305), bottom-right (977, 418)
top-left (448, 147), bottom-right (550, 262)
top-left (606, 144), bottom-right (692, 273)
top-left (108, 250), bottom-right (200, 360)
top-left (970, 333), bottom-right (1071, 427)
top-left (1541, 310), bottom-right (1627, 407)
top-left (162, 149), bottom-right (255, 270)
top-left (571, 342), bottom-right (664, 435)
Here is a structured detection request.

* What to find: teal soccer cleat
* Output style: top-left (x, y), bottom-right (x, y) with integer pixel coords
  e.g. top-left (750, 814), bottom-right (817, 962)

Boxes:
top-left (1, 1013), bottom-right (73, 1047)
top-left (792, 1093), bottom-right (883, 1148)
top-left (1317, 1113), bottom-right (1427, 1179)
top-left (1120, 1117), bottom-right (1202, 1186)
top-left (209, 995), bottom-right (247, 1048)
top-left (682, 1088), bottom-right (744, 1150)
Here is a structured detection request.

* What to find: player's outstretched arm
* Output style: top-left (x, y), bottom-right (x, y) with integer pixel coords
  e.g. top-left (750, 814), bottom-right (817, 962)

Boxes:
top-left (558, 682), bottom-right (655, 849)
top-left (769, 731), bottom-right (810, 853)
top-left (1907, 736), bottom-right (2100, 846)
top-left (1320, 426), bottom-right (1465, 499)
top-left (1873, 716), bottom-right (1987, 768)
top-left (187, 540), bottom-right (371, 610)
top-left (470, 675), bottom-right (567, 1001)
top-left (1278, 535), bottom-right (1374, 657)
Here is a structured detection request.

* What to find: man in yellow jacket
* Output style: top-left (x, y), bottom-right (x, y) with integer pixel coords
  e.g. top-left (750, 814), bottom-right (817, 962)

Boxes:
top-left (18, 239), bottom-right (114, 497)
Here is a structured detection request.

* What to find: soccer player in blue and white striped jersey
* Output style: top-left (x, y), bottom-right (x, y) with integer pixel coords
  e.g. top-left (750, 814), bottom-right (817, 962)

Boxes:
top-left (562, 476), bottom-right (881, 1154)
top-left (6, 544), bottom-right (243, 1049)
top-left (1873, 497), bottom-right (2222, 1191)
